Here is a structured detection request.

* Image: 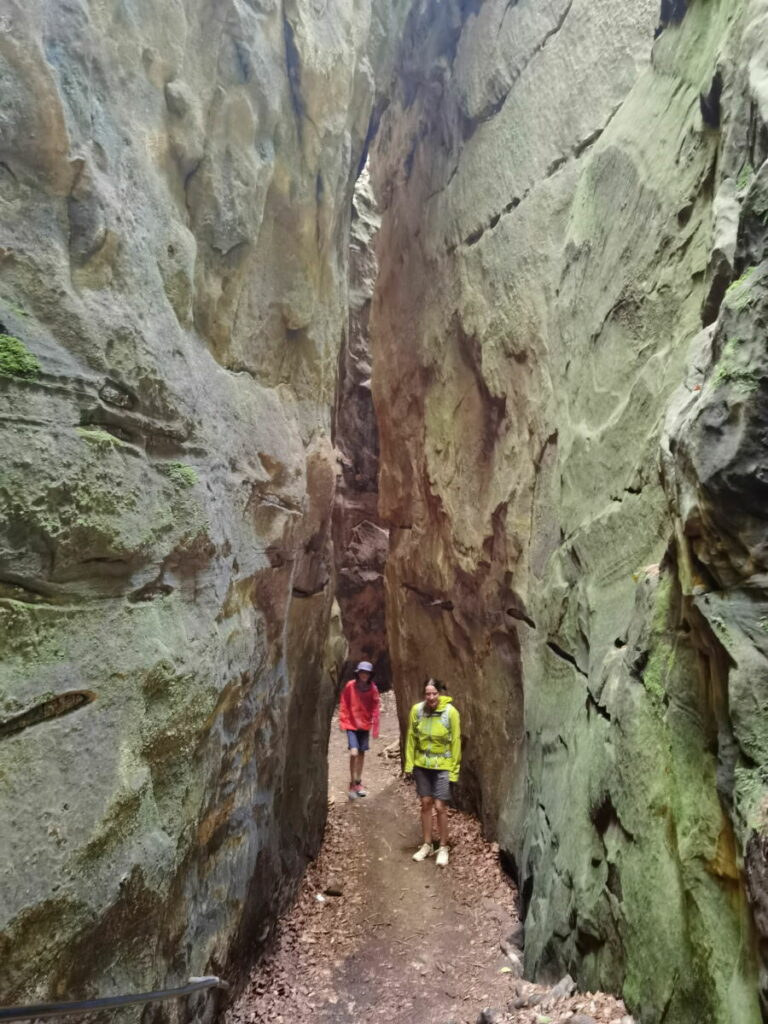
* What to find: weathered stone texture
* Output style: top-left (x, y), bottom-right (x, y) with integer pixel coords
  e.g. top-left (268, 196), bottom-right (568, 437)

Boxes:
top-left (332, 169), bottom-right (390, 687)
top-left (371, 0), bottom-right (766, 1020)
top-left (0, 0), bottom-right (404, 1010)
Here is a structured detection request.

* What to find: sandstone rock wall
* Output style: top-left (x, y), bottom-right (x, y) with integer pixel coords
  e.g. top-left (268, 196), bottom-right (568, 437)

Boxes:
top-left (0, 0), bottom-right (404, 1010)
top-left (332, 169), bottom-right (390, 688)
top-left (371, 0), bottom-right (767, 1020)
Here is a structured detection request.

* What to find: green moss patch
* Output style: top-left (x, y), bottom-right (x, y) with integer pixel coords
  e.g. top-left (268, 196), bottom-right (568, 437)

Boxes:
top-left (76, 426), bottom-right (130, 450)
top-left (0, 334), bottom-right (40, 379)
top-left (736, 164), bottom-right (754, 191)
top-left (724, 267), bottom-right (757, 311)
top-left (163, 462), bottom-right (198, 488)
top-left (641, 642), bottom-right (676, 703)
top-left (711, 366), bottom-right (759, 392)
top-left (709, 337), bottom-right (760, 393)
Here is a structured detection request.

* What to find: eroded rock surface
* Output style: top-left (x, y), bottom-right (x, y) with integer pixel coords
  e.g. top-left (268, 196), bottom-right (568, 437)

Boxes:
top-left (332, 169), bottom-right (390, 686)
top-left (371, 0), bottom-right (767, 1020)
top-left (0, 0), bottom-right (404, 1009)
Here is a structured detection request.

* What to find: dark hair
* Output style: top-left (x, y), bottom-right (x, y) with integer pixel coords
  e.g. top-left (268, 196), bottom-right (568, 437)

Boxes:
top-left (424, 677), bottom-right (447, 693)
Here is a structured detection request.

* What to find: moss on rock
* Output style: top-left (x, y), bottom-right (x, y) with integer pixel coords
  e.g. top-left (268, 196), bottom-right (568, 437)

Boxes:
top-left (736, 163), bottom-right (754, 191)
top-left (76, 427), bottom-right (131, 450)
top-left (0, 334), bottom-right (40, 379)
top-left (708, 336), bottom-right (761, 393)
top-left (163, 461), bottom-right (198, 488)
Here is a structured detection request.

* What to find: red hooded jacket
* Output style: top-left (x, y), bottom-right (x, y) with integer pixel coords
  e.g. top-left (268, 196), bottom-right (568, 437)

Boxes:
top-left (339, 679), bottom-right (380, 736)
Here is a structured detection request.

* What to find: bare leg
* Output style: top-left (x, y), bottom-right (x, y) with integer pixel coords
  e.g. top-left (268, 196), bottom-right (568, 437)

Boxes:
top-left (349, 752), bottom-right (358, 788)
top-left (421, 796), bottom-right (434, 845)
top-left (435, 799), bottom-right (449, 846)
top-left (357, 751), bottom-right (365, 783)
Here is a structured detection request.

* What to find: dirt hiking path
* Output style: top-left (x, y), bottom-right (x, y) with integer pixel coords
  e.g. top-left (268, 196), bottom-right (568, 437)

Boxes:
top-left (228, 695), bottom-right (631, 1024)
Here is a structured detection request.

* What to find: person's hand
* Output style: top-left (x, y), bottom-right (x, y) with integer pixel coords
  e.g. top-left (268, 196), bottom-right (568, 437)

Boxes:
top-left (403, 771), bottom-right (413, 782)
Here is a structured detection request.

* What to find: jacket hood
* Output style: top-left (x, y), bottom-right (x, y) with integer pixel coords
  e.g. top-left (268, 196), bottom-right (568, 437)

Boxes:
top-left (436, 695), bottom-right (453, 709)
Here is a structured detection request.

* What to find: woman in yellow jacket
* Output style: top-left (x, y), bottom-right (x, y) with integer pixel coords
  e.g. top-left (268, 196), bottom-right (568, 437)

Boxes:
top-left (404, 679), bottom-right (461, 867)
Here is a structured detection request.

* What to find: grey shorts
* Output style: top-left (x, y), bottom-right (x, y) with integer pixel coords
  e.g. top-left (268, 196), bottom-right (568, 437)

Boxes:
top-left (413, 766), bottom-right (451, 802)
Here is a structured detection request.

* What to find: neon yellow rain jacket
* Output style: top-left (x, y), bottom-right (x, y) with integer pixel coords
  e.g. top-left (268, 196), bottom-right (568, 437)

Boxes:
top-left (404, 695), bottom-right (461, 782)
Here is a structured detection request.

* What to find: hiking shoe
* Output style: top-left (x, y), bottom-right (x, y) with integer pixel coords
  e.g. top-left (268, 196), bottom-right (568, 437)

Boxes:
top-left (347, 788), bottom-right (359, 801)
top-left (354, 782), bottom-right (368, 797)
top-left (412, 843), bottom-right (434, 862)
top-left (436, 846), bottom-right (450, 868)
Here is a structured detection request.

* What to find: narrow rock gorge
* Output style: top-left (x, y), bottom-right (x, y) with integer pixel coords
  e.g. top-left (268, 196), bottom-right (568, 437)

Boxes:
top-left (0, 1), bottom-right (767, 1023)
top-left (371, 0), bottom-right (768, 1022)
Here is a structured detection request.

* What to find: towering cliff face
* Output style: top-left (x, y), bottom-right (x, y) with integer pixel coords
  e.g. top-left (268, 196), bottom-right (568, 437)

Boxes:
top-left (0, 0), bottom-right (404, 1007)
top-left (371, 0), bottom-right (767, 1021)
top-left (332, 169), bottom-right (390, 688)
top-left (3, 1), bottom-right (766, 1018)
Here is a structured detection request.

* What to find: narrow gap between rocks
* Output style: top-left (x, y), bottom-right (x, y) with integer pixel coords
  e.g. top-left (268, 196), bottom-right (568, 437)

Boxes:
top-left (227, 696), bottom-right (631, 1024)
top-left (228, 138), bottom-right (636, 1023)
top-left (233, 61), bottom-right (635, 1019)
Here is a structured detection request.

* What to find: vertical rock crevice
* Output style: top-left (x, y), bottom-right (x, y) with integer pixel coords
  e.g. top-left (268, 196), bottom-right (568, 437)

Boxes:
top-left (332, 169), bottom-right (391, 688)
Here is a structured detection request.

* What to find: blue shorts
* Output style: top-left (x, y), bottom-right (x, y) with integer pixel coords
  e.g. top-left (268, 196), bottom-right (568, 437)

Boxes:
top-left (347, 729), bottom-right (370, 752)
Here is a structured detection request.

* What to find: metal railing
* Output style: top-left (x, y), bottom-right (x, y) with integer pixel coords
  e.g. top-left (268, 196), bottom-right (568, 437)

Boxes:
top-left (0, 977), bottom-right (229, 1022)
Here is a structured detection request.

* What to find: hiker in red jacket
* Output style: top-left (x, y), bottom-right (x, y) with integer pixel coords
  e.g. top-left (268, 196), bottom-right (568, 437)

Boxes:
top-left (339, 661), bottom-right (380, 801)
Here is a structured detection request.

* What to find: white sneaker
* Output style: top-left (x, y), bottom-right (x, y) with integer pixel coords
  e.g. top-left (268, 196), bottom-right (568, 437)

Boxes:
top-left (436, 846), bottom-right (450, 867)
top-left (348, 788), bottom-right (359, 801)
top-left (412, 843), bottom-right (434, 862)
